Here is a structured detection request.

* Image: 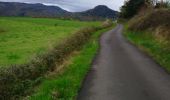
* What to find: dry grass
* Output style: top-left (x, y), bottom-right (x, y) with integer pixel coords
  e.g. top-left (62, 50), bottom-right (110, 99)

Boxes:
top-left (101, 19), bottom-right (113, 28)
top-left (155, 25), bottom-right (170, 41)
top-left (128, 9), bottom-right (170, 42)
top-left (125, 8), bottom-right (170, 74)
top-left (128, 9), bottom-right (170, 31)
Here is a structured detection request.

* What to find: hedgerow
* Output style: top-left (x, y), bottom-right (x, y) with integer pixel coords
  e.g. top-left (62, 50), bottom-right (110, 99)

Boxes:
top-left (0, 20), bottom-right (112, 99)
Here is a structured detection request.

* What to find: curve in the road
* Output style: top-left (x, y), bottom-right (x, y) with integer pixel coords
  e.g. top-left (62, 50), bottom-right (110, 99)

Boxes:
top-left (77, 24), bottom-right (170, 100)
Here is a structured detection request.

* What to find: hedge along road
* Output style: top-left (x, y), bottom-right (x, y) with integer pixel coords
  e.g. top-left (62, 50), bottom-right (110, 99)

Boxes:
top-left (77, 24), bottom-right (170, 100)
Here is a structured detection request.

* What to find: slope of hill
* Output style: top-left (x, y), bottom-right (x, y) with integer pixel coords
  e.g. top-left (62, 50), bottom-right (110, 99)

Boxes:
top-left (76, 5), bottom-right (118, 19)
top-left (0, 2), bottom-right (70, 17)
top-left (0, 2), bottom-right (118, 19)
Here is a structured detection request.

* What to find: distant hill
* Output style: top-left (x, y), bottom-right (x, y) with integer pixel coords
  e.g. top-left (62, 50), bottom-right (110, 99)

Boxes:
top-left (76, 5), bottom-right (118, 19)
top-left (0, 2), bottom-right (70, 17)
top-left (0, 2), bottom-right (118, 20)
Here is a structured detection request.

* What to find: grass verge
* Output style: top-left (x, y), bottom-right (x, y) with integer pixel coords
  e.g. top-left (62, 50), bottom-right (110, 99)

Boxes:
top-left (29, 26), bottom-right (115, 100)
top-left (124, 25), bottom-right (170, 73)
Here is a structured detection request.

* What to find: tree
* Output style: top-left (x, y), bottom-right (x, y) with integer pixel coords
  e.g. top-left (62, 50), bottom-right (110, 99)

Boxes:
top-left (155, 0), bottom-right (170, 8)
top-left (120, 0), bottom-right (147, 18)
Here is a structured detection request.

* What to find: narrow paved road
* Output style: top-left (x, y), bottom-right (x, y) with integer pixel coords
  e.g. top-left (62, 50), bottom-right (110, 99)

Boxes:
top-left (77, 24), bottom-right (170, 100)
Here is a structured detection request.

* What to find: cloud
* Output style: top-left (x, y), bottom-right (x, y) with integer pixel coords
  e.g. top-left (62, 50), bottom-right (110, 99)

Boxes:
top-left (0, 0), bottom-right (124, 12)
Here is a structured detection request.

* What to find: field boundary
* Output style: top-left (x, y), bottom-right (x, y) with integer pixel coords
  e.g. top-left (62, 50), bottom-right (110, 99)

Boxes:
top-left (0, 20), bottom-right (112, 99)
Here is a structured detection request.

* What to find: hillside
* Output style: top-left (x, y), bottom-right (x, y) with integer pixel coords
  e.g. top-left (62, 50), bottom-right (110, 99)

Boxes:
top-left (76, 5), bottom-right (118, 19)
top-left (0, 2), bottom-right (118, 20)
top-left (0, 2), bottom-right (70, 17)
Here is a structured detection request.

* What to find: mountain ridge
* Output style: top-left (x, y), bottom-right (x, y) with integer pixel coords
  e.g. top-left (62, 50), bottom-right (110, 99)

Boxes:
top-left (76, 5), bottom-right (118, 19)
top-left (0, 2), bottom-right (118, 20)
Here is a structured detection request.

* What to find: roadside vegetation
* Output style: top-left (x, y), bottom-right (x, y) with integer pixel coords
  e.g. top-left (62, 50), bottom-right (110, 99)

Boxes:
top-left (124, 26), bottom-right (170, 72)
top-left (29, 26), bottom-right (114, 100)
top-left (0, 17), bottom-right (113, 99)
top-left (120, 0), bottom-right (170, 72)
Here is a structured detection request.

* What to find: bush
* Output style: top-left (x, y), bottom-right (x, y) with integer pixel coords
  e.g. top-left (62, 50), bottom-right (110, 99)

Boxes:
top-left (155, 24), bottom-right (170, 41)
top-left (101, 19), bottom-right (113, 28)
top-left (128, 9), bottom-right (170, 49)
top-left (0, 21), bottom-right (112, 99)
top-left (128, 9), bottom-right (170, 31)
top-left (155, 1), bottom-right (170, 8)
top-left (120, 0), bottom-right (146, 18)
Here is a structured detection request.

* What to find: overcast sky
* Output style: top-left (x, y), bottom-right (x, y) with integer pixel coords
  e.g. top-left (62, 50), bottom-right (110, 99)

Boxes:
top-left (0, 0), bottom-right (124, 12)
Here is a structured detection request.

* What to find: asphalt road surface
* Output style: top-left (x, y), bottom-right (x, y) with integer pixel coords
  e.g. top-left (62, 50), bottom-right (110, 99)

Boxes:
top-left (77, 24), bottom-right (170, 100)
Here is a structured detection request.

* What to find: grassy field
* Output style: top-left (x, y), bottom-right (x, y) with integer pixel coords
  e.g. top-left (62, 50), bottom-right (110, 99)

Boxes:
top-left (28, 26), bottom-right (114, 100)
top-left (0, 17), bottom-right (100, 66)
top-left (124, 26), bottom-right (170, 72)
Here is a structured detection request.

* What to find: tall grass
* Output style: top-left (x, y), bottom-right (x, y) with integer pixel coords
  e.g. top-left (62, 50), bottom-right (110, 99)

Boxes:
top-left (128, 9), bottom-right (170, 31)
top-left (128, 9), bottom-right (170, 43)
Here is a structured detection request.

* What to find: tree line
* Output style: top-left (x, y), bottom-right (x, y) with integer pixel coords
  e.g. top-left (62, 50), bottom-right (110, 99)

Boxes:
top-left (120, 0), bottom-right (170, 18)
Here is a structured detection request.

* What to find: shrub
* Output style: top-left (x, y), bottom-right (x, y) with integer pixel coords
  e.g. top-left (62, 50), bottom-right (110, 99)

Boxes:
top-left (128, 9), bottom-right (170, 31)
top-left (155, 24), bottom-right (170, 41)
top-left (155, 1), bottom-right (170, 8)
top-left (101, 19), bottom-right (113, 28)
top-left (128, 9), bottom-right (170, 49)
top-left (0, 21), bottom-right (112, 99)
top-left (120, 0), bottom-right (146, 18)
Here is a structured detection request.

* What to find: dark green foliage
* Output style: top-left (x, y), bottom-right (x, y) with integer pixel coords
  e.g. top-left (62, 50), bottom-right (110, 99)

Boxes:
top-left (0, 21), bottom-right (112, 99)
top-left (120, 0), bottom-right (170, 19)
top-left (120, 0), bottom-right (146, 18)
top-left (155, 1), bottom-right (170, 8)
